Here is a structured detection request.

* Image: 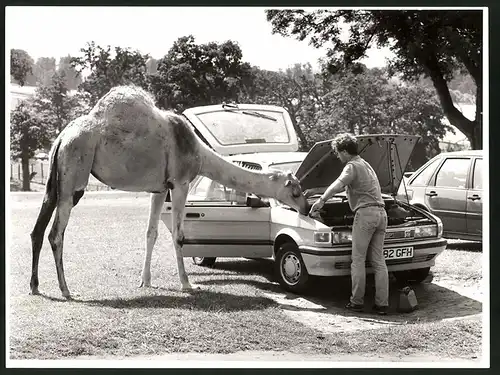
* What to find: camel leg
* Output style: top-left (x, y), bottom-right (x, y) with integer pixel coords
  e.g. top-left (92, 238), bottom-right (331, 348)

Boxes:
top-left (140, 192), bottom-right (167, 288)
top-left (48, 196), bottom-right (75, 299)
top-left (170, 182), bottom-right (193, 291)
top-left (30, 193), bottom-right (57, 295)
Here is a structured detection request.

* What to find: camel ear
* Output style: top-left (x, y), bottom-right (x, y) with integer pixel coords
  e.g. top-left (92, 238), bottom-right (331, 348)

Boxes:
top-left (269, 173), bottom-right (279, 181)
top-left (284, 180), bottom-right (292, 187)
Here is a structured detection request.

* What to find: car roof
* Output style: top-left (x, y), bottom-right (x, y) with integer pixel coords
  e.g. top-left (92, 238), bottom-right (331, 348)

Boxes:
top-left (437, 149), bottom-right (482, 157)
top-left (228, 151), bottom-right (308, 165)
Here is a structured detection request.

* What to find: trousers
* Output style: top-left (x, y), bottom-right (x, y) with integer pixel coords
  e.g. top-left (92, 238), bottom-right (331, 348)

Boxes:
top-left (350, 206), bottom-right (389, 307)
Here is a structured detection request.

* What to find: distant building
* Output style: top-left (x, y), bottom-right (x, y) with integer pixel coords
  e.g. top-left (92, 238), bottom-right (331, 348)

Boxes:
top-left (10, 83), bottom-right (37, 110)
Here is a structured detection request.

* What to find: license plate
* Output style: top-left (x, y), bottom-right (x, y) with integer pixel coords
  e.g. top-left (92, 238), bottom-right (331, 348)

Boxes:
top-left (384, 247), bottom-right (414, 259)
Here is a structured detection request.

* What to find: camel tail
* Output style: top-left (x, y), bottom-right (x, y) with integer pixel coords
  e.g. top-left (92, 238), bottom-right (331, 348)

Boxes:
top-left (30, 139), bottom-right (62, 294)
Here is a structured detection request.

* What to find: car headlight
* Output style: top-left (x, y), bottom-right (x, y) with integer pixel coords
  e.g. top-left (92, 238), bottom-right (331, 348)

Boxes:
top-left (332, 231), bottom-right (352, 244)
top-left (414, 225), bottom-right (438, 238)
top-left (314, 232), bottom-right (332, 244)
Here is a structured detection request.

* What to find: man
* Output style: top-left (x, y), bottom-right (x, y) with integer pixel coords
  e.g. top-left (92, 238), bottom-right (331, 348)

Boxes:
top-left (309, 133), bottom-right (389, 315)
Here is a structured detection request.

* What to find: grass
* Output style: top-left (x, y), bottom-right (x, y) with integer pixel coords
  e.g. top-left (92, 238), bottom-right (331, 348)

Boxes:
top-left (8, 193), bottom-right (483, 361)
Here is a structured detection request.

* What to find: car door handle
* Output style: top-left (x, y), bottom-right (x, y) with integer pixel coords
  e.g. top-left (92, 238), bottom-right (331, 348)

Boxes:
top-left (468, 195), bottom-right (481, 201)
top-left (186, 213), bottom-right (201, 218)
top-left (425, 191), bottom-right (438, 197)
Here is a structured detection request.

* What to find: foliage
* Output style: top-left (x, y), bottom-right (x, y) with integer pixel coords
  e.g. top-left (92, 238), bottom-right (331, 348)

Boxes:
top-left (150, 35), bottom-right (253, 112)
top-left (58, 55), bottom-right (83, 90)
top-left (32, 70), bottom-right (89, 133)
top-left (242, 63), bottom-right (321, 150)
top-left (71, 41), bottom-right (151, 106)
top-left (10, 100), bottom-right (53, 160)
top-left (266, 9), bottom-right (483, 149)
top-left (33, 57), bottom-right (57, 86)
top-left (10, 49), bottom-right (34, 86)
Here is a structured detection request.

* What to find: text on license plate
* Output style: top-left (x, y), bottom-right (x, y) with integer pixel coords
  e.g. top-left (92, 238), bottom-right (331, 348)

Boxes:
top-left (383, 247), bottom-right (414, 259)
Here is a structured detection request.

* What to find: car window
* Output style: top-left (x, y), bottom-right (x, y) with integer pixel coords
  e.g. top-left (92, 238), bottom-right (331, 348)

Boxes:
top-left (434, 158), bottom-right (470, 189)
top-left (188, 176), bottom-right (247, 205)
top-left (473, 159), bottom-right (482, 190)
top-left (410, 158), bottom-right (440, 186)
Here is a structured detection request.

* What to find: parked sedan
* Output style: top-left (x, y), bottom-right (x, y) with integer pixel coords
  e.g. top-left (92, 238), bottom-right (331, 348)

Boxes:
top-left (160, 103), bottom-right (447, 293)
top-left (397, 150), bottom-right (483, 241)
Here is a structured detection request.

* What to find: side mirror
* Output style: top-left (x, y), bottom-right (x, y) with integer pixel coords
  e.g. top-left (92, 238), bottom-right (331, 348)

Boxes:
top-left (246, 195), bottom-right (270, 208)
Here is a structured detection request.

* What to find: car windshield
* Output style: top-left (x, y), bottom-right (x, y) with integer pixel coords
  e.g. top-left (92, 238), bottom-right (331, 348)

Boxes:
top-left (194, 109), bottom-right (291, 146)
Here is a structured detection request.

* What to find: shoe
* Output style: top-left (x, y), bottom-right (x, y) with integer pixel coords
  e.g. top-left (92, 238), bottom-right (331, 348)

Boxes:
top-left (345, 302), bottom-right (364, 312)
top-left (372, 305), bottom-right (388, 315)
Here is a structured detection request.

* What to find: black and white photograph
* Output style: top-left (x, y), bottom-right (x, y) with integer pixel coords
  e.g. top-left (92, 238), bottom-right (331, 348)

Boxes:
top-left (6, 5), bottom-right (488, 369)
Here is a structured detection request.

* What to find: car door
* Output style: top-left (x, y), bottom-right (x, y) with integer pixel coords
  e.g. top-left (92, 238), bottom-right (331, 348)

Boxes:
top-left (466, 158), bottom-right (483, 238)
top-left (425, 157), bottom-right (471, 237)
top-left (162, 176), bottom-right (273, 258)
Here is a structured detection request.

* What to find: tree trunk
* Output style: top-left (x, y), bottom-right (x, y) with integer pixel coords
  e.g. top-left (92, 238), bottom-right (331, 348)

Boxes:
top-left (289, 112), bottom-right (309, 151)
top-left (21, 155), bottom-right (31, 191)
top-left (424, 56), bottom-right (481, 150)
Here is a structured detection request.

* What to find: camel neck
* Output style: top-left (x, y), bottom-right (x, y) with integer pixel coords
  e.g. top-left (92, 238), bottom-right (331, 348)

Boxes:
top-left (197, 144), bottom-right (278, 198)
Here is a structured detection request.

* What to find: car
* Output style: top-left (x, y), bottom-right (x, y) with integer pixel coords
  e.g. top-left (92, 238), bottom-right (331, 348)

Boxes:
top-left (396, 150), bottom-right (483, 241)
top-left (161, 103), bottom-right (448, 293)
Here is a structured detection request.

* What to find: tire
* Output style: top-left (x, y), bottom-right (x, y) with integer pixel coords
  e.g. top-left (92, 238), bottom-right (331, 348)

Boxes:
top-left (275, 243), bottom-right (310, 293)
top-left (393, 267), bottom-right (430, 284)
top-left (192, 257), bottom-right (217, 267)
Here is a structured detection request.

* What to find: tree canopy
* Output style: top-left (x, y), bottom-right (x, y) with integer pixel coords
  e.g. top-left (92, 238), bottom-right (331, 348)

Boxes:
top-left (149, 35), bottom-right (253, 112)
top-left (10, 49), bottom-right (34, 86)
top-left (266, 9), bottom-right (482, 149)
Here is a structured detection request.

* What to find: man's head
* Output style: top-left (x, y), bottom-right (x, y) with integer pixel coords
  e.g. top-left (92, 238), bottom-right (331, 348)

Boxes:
top-left (331, 133), bottom-right (358, 163)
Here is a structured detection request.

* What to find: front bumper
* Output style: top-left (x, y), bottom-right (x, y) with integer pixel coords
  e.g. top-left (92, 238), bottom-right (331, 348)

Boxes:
top-left (299, 238), bottom-right (447, 277)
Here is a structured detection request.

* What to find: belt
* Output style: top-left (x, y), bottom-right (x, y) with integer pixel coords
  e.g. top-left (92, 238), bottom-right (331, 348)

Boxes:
top-left (355, 203), bottom-right (385, 213)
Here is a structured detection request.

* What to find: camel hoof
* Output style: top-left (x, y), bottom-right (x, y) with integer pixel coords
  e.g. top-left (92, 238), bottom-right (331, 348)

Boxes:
top-left (62, 290), bottom-right (73, 300)
top-left (30, 288), bottom-right (40, 296)
top-left (139, 280), bottom-right (152, 288)
top-left (181, 284), bottom-right (200, 292)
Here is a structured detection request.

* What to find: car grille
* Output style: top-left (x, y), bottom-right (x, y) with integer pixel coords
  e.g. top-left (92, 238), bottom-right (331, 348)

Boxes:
top-left (384, 229), bottom-right (415, 242)
top-left (334, 254), bottom-right (436, 269)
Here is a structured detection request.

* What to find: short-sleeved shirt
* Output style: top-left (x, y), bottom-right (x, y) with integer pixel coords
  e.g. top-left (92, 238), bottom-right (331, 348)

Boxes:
top-left (337, 155), bottom-right (385, 212)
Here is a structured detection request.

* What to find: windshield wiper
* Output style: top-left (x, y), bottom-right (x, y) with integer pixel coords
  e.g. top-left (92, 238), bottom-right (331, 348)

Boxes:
top-left (241, 110), bottom-right (277, 122)
top-left (221, 103), bottom-right (277, 122)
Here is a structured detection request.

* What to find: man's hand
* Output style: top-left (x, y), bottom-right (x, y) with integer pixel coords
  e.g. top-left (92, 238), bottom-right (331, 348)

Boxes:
top-left (309, 197), bottom-right (325, 215)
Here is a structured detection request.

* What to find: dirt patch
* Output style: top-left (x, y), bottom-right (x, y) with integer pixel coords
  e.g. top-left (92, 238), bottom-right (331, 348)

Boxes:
top-left (262, 278), bottom-right (483, 335)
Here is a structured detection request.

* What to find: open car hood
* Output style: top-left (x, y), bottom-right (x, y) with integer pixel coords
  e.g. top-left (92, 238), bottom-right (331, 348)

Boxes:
top-left (295, 134), bottom-right (420, 196)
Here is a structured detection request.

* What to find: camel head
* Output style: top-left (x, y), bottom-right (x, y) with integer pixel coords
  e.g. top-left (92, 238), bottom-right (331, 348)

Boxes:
top-left (269, 171), bottom-right (309, 215)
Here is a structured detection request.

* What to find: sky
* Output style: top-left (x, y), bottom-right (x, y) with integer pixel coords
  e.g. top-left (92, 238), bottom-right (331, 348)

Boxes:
top-left (6, 6), bottom-right (394, 72)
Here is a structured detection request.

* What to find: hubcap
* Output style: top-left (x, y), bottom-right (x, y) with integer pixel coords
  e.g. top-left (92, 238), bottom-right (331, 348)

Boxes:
top-left (281, 252), bottom-right (301, 285)
top-left (193, 257), bottom-right (204, 264)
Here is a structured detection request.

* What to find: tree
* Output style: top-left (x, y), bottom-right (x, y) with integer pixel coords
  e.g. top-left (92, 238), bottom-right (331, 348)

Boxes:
top-left (33, 57), bottom-right (57, 86)
top-left (58, 55), bottom-right (82, 90)
top-left (242, 63), bottom-right (320, 150)
top-left (150, 35), bottom-right (253, 112)
top-left (10, 49), bottom-right (34, 86)
top-left (146, 57), bottom-right (159, 75)
top-left (33, 70), bottom-right (89, 133)
top-left (10, 100), bottom-right (53, 191)
top-left (313, 66), bottom-right (449, 168)
top-left (71, 41), bottom-right (151, 106)
top-left (266, 10), bottom-right (483, 149)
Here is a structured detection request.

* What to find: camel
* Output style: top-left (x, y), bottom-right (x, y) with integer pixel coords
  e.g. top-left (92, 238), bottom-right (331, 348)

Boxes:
top-left (30, 85), bottom-right (309, 299)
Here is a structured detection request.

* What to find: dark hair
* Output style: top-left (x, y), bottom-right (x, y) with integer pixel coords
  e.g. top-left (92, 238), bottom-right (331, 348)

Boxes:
top-left (331, 133), bottom-right (358, 155)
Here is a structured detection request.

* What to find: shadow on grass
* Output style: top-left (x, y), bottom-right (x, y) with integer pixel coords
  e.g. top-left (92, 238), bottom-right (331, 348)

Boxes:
top-left (446, 240), bottom-right (482, 252)
top-left (195, 259), bottom-right (482, 323)
top-left (38, 288), bottom-right (278, 312)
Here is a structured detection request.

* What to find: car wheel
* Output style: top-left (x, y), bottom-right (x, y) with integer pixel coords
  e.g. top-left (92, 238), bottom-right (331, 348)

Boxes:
top-left (393, 267), bottom-right (430, 284)
top-left (192, 257), bottom-right (217, 267)
top-left (275, 243), bottom-right (310, 293)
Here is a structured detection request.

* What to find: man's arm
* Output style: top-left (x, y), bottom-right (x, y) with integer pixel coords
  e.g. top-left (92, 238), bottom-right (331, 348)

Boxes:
top-left (309, 163), bottom-right (354, 214)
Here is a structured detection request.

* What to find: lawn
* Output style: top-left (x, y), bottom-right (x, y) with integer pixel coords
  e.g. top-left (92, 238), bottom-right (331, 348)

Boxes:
top-left (7, 193), bottom-right (483, 361)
